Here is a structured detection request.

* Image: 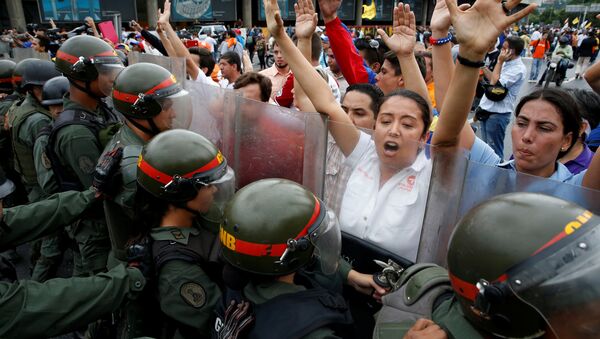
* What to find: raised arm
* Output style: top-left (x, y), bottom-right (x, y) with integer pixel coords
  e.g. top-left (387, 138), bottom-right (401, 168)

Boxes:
top-left (293, 0), bottom-right (318, 112)
top-left (157, 0), bottom-right (202, 81)
top-left (319, 0), bottom-right (377, 85)
top-left (432, 0), bottom-right (536, 149)
top-left (264, 0), bottom-right (359, 156)
top-left (378, 3), bottom-right (432, 113)
top-left (429, 0), bottom-right (469, 112)
top-left (85, 17), bottom-right (101, 39)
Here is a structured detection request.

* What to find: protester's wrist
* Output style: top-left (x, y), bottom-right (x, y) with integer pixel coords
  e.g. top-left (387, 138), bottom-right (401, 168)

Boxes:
top-left (431, 29), bottom-right (449, 39)
top-left (457, 47), bottom-right (486, 63)
top-left (322, 14), bottom-right (338, 24)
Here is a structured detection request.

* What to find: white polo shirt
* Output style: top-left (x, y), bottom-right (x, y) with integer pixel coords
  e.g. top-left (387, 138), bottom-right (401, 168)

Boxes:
top-left (339, 132), bottom-right (432, 261)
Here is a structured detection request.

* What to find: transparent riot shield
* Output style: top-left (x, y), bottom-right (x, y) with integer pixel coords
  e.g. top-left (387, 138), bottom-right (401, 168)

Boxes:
top-left (418, 154), bottom-right (600, 266)
top-left (127, 51), bottom-right (186, 86)
top-left (12, 48), bottom-right (50, 62)
top-left (185, 82), bottom-right (328, 197)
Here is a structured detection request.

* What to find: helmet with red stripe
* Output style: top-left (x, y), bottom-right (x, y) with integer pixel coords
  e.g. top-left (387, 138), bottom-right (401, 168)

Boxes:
top-left (137, 129), bottom-right (230, 202)
top-left (13, 58), bottom-right (39, 93)
top-left (220, 179), bottom-right (341, 276)
top-left (55, 35), bottom-right (123, 83)
top-left (448, 193), bottom-right (600, 338)
top-left (0, 60), bottom-right (16, 93)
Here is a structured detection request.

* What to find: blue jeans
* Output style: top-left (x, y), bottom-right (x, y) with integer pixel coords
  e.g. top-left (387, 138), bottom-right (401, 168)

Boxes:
top-left (480, 112), bottom-right (511, 159)
top-left (530, 58), bottom-right (544, 80)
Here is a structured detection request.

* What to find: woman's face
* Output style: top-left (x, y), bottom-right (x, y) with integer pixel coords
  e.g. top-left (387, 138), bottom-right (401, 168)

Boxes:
top-left (511, 99), bottom-right (573, 176)
top-left (373, 96), bottom-right (427, 171)
top-left (186, 184), bottom-right (218, 214)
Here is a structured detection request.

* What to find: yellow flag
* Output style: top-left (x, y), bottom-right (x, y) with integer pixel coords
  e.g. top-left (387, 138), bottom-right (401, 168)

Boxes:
top-left (572, 17), bottom-right (580, 25)
top-left (586, 21), bottom-right (592, 29)
top-left (362, 1), bottom-right (376, 20)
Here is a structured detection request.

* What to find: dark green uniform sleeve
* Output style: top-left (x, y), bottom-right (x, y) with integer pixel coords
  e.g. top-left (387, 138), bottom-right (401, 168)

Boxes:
top-left (0, 189), bottom-right (96, 250)
top-left (157, 260), bottom-right (221, 334)
top-left (56, 125), bottom-right (102, 188)
top-left (0, 265), bottom-right (145, 339)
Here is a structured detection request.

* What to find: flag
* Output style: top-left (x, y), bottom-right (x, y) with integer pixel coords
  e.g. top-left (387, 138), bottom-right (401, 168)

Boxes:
top-left (582, 20), bottom-right (589, 28)
top-left (573, 17), bottom-right (580, 25)
top-left (586, 21), bottom-right (593, 29)
top-left (362, 0), bottom-right (376, 20)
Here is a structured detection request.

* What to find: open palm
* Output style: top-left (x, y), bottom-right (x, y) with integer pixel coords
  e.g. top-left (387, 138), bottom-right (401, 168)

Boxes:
top-left (446, 0), bottom-right (536, 55)
top-left (295, 0), bottom-right (317, 39)
top-left (378, 4), bottom-right (416, 56)
top-left (264, 0), bottom-right (285, 38)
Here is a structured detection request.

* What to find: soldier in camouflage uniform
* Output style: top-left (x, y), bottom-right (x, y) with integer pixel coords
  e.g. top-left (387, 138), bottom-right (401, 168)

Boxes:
top-left (49, 35), bottom-right (124, 276)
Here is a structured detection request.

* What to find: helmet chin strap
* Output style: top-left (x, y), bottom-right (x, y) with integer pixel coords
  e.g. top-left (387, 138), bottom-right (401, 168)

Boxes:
top-left (174, 201), bottom-right (201, 216)
top-left (67, 78), bottom-right (104, 102)
top-left (126, 116), bottom-right (162, 137)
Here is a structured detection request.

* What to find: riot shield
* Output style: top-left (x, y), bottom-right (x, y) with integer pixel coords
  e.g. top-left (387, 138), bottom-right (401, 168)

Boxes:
top-left (185, 81), bottom-right (328, 197)
top-left (127, 51), bottom-right (186, 86)
top-left (11, 48), bottom-right (50, 62)
top-left (418, 153), bottom-right (600, 266)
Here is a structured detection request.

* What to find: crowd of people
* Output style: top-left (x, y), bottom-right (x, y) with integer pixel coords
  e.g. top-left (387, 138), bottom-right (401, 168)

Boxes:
top-left (0, 0), bottom-right (599, 338)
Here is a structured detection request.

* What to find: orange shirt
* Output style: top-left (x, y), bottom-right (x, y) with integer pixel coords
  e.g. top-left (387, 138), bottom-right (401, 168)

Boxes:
top-left (531, 39), bottom-right (550, 59)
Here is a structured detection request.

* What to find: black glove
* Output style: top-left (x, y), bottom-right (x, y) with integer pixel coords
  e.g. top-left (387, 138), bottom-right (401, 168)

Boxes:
top-left (92, 146), bottom-right (123, 199)
top-left (217, 300), bottom-right (255, 339)
top-left (126, 236), bottom-right (154, 281)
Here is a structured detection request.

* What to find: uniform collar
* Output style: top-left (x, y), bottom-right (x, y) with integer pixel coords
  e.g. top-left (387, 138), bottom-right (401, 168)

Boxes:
top-left (150, 226), bottom-right (200, 245)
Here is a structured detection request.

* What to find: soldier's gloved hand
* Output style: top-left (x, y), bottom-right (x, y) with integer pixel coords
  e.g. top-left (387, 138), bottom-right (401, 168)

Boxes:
top-left (126, 236), bottom-right (154, 281)
top-left (92, 146), bottom-right (123, 199)
top-left (217, 300), bottom-right (255, 339)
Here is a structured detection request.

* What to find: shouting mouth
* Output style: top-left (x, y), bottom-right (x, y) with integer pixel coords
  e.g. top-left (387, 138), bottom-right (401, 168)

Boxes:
top-left (383, 141), bottom-right (399, 156)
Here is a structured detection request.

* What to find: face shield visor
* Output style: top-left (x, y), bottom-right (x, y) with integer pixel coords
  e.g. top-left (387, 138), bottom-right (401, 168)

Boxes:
top-left (471, 213), bottom-right (600, 339)
top-left (507, 218), bottom-right (600, 338)
top-left (309, 207), bottom-right (342, 275)
top-left (155, 88), bottom-right (193, 130)
top-left (161, 155), bottom-right (233, 203)
top-left (92, 56), bottom-right (124, 96)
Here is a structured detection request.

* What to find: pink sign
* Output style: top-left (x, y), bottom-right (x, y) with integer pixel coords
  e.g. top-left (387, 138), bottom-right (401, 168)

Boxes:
top-left (98, 21), bottom-right (119, 44)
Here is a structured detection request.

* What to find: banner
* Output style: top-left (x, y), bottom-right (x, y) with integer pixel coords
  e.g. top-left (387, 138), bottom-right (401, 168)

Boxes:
top-left (171, 0), bottom-right (238, 22)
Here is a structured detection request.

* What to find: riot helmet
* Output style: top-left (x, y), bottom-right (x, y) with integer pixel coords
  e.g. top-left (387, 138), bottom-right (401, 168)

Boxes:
top-left (112, 63), bottom-right (192, 135)
top-left (0, 60), bottom-right (16, 93)
top-left (20, 59), bottom-right (61, 90)
top-left (13, 58), bottom-right (39, 93)
top-left (448, 192), bottom-right (600, 338)
top-left (220, 179), bottom-right (341, 276)
top-left (41, 76), bottom-right (69, 106)
top-left (137, 129), bottom-right (234, 204)
top-left (55, 35), bottom-right (123, 97)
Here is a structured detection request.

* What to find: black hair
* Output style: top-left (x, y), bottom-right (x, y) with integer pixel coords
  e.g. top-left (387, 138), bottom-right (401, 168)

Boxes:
top-left (566, 89), bottom-right (600, 130)
top-left (189, 46), bottom-right (216, 75)
top-left (345, 83), bottom-right (384, 118)
top-left (515, 88), bottom-right (581, 157)
top-left (383, 51), bottom-right (427, 80)
top-left (380, 89), bottom-right (431, 136)
top-left (132, 184), bottom-right (170, 236)
top-left (219, 51), bottom-right (242, 73)
top-left (505, 36), bottom-right (525, 56)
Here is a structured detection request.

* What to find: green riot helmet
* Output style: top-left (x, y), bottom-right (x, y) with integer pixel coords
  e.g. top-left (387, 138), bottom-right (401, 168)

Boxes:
top-left (112, 63), bottom-right (192, 135)
top-left (55, 35), bottom-right (123, 96)
top-left (220, 179), bottom-right (341, 276)
top-left (0, 60), bottom-right (16, 93)
top-left (448, 193), bottom-right (600, 338)
top-left (21, 59), bottom-right (61, 91)
top-left (41, 76), bottom-right (69, 106)
top-left (13, 58), bottom-right (39, 93)
top-left (137, 129), bottom-right (234, 204)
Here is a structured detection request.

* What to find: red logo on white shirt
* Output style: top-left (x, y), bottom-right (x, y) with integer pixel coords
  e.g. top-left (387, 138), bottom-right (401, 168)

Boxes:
top-left (398, 175), bottom-right (416, 191)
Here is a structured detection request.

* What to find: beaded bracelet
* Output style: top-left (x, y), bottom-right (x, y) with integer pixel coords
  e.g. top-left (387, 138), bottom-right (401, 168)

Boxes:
top-left (429, 33), bottom-right (453, 46)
